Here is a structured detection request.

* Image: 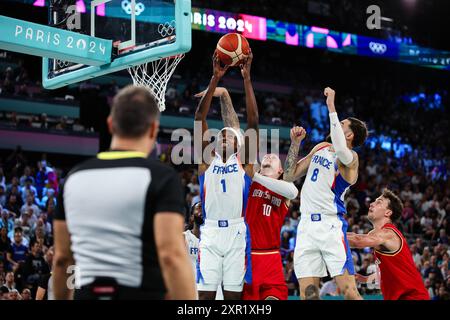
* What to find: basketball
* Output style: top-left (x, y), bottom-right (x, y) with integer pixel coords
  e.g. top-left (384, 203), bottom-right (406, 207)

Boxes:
top-left (215, 33), bottom-right (251, 66)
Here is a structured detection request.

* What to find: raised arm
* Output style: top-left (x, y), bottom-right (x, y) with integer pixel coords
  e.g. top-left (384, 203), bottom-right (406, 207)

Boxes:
top-left (194, 55), bottom-right (229, 173)
top-left (324, 87), bottom-right (355, 167)
top-left (240, 51), bottom-right (259, 172)
top-left (195, 87), bottom-right (240, 130)
top-left (220, 88), bottom-right (240, 130)
top-left (283, 126), bottom-right (307, 182)
top-left (241, 52), bottom-right (258, 132)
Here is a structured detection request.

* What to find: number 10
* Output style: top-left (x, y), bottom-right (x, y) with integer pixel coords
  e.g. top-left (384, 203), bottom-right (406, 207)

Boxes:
top-left (262, 204), bottom-right (272, 216)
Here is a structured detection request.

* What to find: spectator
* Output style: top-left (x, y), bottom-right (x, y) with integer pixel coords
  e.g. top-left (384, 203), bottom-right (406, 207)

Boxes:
top-left (433, 286), bottom-right (450, 301)
top-left (0, 286), bottom-right (9, 300)
top-left (20, 194), bottom-right (40, 219)
top-left (35, 246), bottom-right (53, 300)
top-left (21, 288), bottom-right (32, 300)
top-left (6, 227), bottom-right (28, 270)
top-left (1, 272), bottom-right (16, 291)
top-left (35, 160), bottom-right (48, 199)
top-left (40, 188), bottom-right (56, 209)
top-left (16, 210), bottom-right (34, 241)
top-left (289, 210), bottom-right (300, 230)
top-left (437, 229), bottom-right (449, 245)
top-left (5, 194), bottom-right (21, 217)
top-left (33, 213), bottom-right (52, 236)
top-left (20, 180), bottom-right (38, 205)
top-left (0, 185), bottom-right (6, 207)
top-left (280, 218), bottom-right (294, 236)
top-left (0, 226), bottom-right (11, 260)
top-left (19, 167), bottom-right (35, 187)
top-left (8, 289), bottom-right (21, 300)
top-left (22, 242), bottom-right (49, 288)
top-left (0, 210), bottom-right (14, 236)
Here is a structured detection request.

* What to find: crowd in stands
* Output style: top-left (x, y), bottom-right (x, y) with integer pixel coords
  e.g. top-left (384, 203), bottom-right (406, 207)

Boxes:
top-left (0, 154), bottom-right (59, 300)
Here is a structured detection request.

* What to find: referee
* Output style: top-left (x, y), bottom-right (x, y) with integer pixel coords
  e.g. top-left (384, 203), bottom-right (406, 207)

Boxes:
top-left (52, 86), bottom-right (196, 300)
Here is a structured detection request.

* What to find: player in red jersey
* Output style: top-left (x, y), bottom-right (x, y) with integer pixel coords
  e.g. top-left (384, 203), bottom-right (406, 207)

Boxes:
top-left (243, 153), bottom-right (300, 300)
top-left (347, 189), bottom-right (429, 300)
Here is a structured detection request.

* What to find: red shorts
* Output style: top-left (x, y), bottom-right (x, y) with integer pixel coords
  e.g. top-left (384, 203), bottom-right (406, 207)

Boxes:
top-left (242, 251), bottom-right (288, 300)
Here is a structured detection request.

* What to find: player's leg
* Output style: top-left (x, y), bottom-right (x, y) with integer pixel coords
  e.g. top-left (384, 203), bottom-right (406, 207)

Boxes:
top-left (259, 253), bottom-right (288, 300)
top-left (322, 215), bottom-right (362, 300)
top-left (298, 277), bottom-right (321, 300)
top-left (260, 284), bottom-right (288, 300)
top-left (294, 219), bottom-right (327, 300)
top-left (197, 228), bottom-right (223, 300)
top-left (334, 270), bottom-right (362, 300)
top-left (222, 222), bottom-right (247, 300)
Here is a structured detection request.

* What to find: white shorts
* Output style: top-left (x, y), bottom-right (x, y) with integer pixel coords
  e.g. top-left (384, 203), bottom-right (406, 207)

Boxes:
top-left (197, 218), bottom-right (249, 292)
top-left (293, 213), bottom-right (354, 279)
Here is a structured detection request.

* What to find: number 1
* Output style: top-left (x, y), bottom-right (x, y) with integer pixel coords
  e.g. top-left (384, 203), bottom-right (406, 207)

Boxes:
top-left (220, 179), bottom-right (226, 192)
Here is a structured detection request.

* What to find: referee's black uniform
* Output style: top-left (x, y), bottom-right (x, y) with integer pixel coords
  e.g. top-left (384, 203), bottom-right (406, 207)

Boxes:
top-left (55, 150), bottom-right (185, 300)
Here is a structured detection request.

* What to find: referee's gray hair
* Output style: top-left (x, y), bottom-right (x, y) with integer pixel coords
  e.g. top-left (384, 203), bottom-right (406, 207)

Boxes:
top-left (111, 85), bottom-right (160, 138)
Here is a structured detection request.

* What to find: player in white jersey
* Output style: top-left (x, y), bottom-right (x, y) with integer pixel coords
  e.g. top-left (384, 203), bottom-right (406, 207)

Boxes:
top-left (284, 87), bottom-right (368, 300)
top-left (194, 52), bottom-right (258, 300)
top-left (184, 201), bottom-right (224, 300)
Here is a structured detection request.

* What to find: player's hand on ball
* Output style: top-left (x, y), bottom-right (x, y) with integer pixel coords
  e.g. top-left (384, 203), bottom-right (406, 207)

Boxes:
top-left (212, 53), bottom-right (229, 79)
top-left (194, 87), bottom-right (228, 98)
top-left (290, 126), bottom-right (306, 145)
top-left (240, 50), bottom-right (253, 80)
top-left (324, 87), bottom-right (336, 108)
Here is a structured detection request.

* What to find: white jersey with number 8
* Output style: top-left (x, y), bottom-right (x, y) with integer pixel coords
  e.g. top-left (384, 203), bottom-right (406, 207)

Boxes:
top-left (300, 144), bottom-right (351, 216)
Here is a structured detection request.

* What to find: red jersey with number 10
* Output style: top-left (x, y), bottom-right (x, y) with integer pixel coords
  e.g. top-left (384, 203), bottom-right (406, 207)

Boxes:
top-left (245, 182), bottom-right (289, 250)
top-left (374, 223), bottom-right (429, 300)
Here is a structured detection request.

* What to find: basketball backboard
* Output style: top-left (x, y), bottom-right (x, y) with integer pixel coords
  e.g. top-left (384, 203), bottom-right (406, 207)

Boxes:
top-left (42, 0), bottom-right (191, 89)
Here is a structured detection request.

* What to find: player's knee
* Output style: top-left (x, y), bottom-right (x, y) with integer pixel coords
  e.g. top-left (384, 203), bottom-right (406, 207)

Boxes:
top-left (304, 284), bottom-right (320, 300)
top-left (264, 295), bottom-right (279, 300)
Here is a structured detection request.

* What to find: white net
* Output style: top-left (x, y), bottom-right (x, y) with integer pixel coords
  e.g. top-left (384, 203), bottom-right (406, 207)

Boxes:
top-left (127, 54), bottom-right (184, 111)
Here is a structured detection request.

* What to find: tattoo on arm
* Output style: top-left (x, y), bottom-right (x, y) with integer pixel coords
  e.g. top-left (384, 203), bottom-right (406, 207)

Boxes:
top-left (220, 92), bottom-right (239, 129)
top-left (284, 142), bottom-right (300, 181)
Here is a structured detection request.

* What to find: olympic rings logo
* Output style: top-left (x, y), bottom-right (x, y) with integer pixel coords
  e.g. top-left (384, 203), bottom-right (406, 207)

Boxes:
top-left (121, 0), bottom-right (146, 16)
top-left (158, 20), bottom-right (176, 37)
top-left (369, 42), bottom-right (387, 54)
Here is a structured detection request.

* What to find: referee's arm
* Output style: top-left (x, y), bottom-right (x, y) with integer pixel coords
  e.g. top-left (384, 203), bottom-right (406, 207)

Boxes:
top-left (154, 171), bottom-right (197, 300)
top-left (53, 184), bottom-right (75, 300)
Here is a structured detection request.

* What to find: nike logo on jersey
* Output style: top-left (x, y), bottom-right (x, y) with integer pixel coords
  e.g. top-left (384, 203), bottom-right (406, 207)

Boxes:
top-left (212, 164), bottom-right (238, 174)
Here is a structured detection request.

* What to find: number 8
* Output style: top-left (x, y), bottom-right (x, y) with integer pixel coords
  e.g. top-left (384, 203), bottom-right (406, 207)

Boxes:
top-left (311, 168), bottom-right (319, 182)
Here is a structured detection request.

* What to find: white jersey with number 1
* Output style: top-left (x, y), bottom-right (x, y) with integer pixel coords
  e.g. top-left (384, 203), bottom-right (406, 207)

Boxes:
top-left (199, 152), bottom-right (252, 221)
top-left (197, 152), bottom-right (252, 292)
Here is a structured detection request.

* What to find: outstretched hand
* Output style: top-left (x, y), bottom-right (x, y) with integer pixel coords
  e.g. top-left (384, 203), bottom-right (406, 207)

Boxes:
top-left (324, 87), bottom-right (336, 112)
top-left (240, 50), bottom-right (253, 80)
top-left (290, 126), bottom-right (307, 145)
top-left (212, 53), bottom-right (229, 79)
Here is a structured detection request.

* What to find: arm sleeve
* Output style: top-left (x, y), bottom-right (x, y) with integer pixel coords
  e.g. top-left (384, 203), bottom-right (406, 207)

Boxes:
top-left (253, 173), bottom-right (298, 200)
top-left (153, 170), bottom-right (186, 216)
top-left (329, 112), bottom-right (354, 166)
top-left (54, 181), bottom-right (65, 220)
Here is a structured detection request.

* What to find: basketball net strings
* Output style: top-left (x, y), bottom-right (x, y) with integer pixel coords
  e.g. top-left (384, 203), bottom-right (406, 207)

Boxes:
top-left (127, 54), bottom-right (184, 111)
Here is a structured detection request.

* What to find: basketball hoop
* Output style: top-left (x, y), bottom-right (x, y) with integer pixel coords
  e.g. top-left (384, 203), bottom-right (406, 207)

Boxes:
top-left (127, 54), bottom-right (184, 112)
